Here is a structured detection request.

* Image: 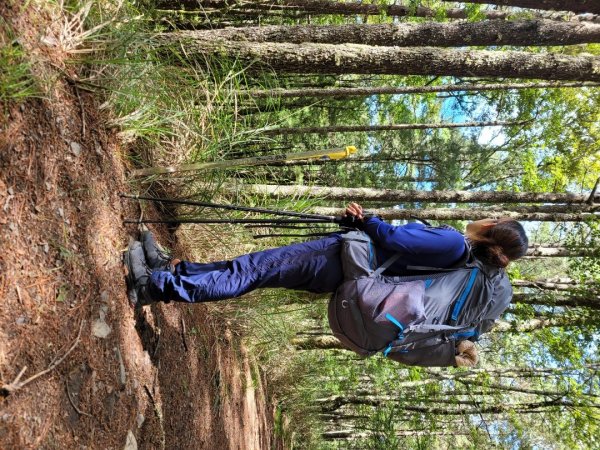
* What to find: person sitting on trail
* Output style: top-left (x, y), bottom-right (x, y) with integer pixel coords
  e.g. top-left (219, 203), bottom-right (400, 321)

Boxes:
top-left (124, 202), bottom-right (528, 367)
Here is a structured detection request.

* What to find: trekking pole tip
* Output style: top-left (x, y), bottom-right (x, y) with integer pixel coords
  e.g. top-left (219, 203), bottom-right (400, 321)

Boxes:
top-left (119, 192), bottom-right (139, 200)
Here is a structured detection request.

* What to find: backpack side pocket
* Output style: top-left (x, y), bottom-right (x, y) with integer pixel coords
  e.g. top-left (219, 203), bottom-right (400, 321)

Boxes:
top-left (357, 278), bottom-right (426, 342)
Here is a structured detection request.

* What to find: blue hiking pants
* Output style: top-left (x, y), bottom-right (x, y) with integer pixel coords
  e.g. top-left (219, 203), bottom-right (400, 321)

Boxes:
top-left (147, 235), bottom-right (344, 303)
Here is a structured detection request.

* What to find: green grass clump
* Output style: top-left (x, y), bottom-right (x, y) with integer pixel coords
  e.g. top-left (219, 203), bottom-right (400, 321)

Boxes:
top-left (0, 20), bottom-right (38, 107)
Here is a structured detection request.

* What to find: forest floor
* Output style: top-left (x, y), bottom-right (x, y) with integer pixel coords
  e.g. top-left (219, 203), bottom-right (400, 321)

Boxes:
top-left (0, 3), bottom-right (273, 449)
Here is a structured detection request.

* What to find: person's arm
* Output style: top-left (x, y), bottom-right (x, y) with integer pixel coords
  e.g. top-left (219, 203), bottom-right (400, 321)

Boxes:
top-left (363, 216), bottom-right (467, 266)
top-left (344, 202), bottom-right (467, 267)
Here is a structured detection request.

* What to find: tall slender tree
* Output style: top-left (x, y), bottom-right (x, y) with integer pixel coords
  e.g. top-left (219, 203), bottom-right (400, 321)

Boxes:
top-left (182, 20), bottom-right (600, 47)
top-left (228, 184), bottom-right (599, 203)
top-left (445, 0), bottom-right (600, 15)
top-left (247, 81), bottom-right (600, 99)
top-left (158, 0), bottom-right (597, 20)
top-left (262, 119), bottom-right (528, 135)
top-left (311, 205), bottom-right (599, 221)
top-left (157, 37), bottom-right (600, 81)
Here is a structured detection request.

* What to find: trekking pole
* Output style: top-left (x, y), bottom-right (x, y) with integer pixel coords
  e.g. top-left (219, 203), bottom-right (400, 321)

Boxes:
top-left (122, 218), bottom-right (336, 225)
top-left (243, 224), bottom-right (340, 229)
top-left (120, 193), bottom-right (339, 222)
top-left (253, 232), bottom-right (335, 239)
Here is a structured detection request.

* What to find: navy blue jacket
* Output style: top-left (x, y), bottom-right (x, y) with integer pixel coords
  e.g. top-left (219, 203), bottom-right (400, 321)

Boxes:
top-left (363, 218), bottom-right (468, 271)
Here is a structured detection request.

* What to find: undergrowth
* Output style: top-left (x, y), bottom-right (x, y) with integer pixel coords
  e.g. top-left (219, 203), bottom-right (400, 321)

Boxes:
top-left (0, 17), bottom-right (39, 109)
top-left (68, 1), bottom-right (299, 188)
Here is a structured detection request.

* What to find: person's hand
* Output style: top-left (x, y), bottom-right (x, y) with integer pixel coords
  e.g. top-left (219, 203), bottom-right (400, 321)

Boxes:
top-left (345, 202), bottom-right (364, 220)
top-left (455, 340), bottom-right (479, 367)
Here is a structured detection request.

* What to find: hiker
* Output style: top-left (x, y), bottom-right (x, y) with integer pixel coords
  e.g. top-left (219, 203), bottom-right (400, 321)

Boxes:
top-left (125, 202), bottom-right (528, 367)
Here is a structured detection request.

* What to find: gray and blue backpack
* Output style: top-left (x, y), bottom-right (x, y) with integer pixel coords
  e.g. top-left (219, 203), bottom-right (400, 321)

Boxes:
top-left (328, 231), bottom-right (513, 367)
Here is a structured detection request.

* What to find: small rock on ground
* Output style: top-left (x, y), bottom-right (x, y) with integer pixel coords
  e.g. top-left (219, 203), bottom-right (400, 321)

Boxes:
top-left (123, 430), bottom-right (137, 450)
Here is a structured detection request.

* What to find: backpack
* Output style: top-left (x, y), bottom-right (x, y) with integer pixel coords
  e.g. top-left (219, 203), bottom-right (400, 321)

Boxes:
top-left (327, 231), bottom-right (511, 367)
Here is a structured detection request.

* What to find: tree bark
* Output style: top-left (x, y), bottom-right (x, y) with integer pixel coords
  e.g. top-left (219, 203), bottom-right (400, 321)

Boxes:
top-left (182, 20), bottom-right (600, 47)
top-left (525, 245), bottom-right (600, 257)
top-left (426, 364), bottom-right (600, 380)
top-left (262, 119), bottom-right (528, 135)
top-left (246, 81), bottom-right (600, 99)
top-left (311, 205), bottom-right (599, 222)
top-left (457, 378), bottom-right (600, 398)
top-left (156, 37), bottom-right (600, 81)
top-left (322, 429), bottom-right (469, 441)
top-left (494, 313), bottom-right (597, 332)
top-left (267, 157), bottom-right (443, 166)
top-left (446, 0), bottom-right (600, 15)
top-left (319, 394), bottom-right (584, 414)
top-left (512, 293), bottom-right (600, 309)
top-left (158, 0), bottom-right (596, 21)
top-left (512, 278), bottom-right (579, 290)
top-left (229, 184), bottom-right (599, 204)
top-left (292, 334), bottom-right (344, 350)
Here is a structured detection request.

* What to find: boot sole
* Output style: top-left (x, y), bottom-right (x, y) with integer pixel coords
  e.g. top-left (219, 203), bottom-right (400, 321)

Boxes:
top-left (122, 245), bottom-right (139, 308)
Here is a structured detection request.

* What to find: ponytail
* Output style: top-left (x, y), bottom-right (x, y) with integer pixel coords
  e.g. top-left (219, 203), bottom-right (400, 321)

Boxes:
top-left (470, 219), bottom-right (528, 268)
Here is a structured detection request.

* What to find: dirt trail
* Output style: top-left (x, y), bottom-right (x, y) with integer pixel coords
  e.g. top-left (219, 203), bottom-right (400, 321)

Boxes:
top-left (1, 3), bottom-right (272, 449)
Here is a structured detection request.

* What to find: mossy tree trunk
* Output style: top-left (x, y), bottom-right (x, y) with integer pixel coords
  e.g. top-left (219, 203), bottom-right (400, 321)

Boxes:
top-left (246, 81), bottom-right (599, 99)
top-left (156, 37), bottom-right (600, 81)
top-left (229, 184), bottom-right (599, 204)
top-left (181, 20), bottom-right (600, 47)
top-left (444, 0), bottom-right (600, 15)
top-left (157, 0), bottom-right (594, 20)
top-left (311, 205), bottom-right (599, 222)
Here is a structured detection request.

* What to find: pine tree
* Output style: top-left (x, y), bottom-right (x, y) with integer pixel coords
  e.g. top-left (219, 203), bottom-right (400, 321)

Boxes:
top-left (182, 20), bottom-right (600, 47)
top-left (445, 0), bottom-right (600, 15)
top-left (156, 37), bottom-right (600, 81)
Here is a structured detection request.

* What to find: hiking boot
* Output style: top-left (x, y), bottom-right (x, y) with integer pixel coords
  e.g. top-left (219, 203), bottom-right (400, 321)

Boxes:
top-left (140, 230), bottom-right (173, 273)
top-left (123, 240), bottom-right (156, 308)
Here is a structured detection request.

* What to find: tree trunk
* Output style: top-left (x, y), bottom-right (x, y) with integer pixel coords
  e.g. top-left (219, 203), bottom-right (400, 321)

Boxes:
top-left (159, 0), bottom-right (596, 21)
top-left (292, 174), bottom-right (440, 184)
top-left (246, 81), bottom-right (600, 99)
top-left (494, 313), bottom-right (597, 332)
top-left (262, 119), bottom-right (528, 135)
top-left (427, 364), bottom-right (600, 380)
top-left (512, 292), bottom-right (600, 309)
top-left (525, 245), bottom-right (600, 257)
top-left (456, 378), bottom-right (600, 399)
top-left (321, 430), bottom-right (364, 441)
top-left (446, 0), bottom-right (600, 15)
top-left (267, 157), bottom-right (440, 166)
top-left (178, 20), bottom-right (600, 47)
top-left (311, 205), bottom-right (599, 222)
top-left (292, 334), bottom-right (344, 350)
top-left (322, 429), bottom-right (467, 440)
top-left (156, 37), bottom-right (600, 81)
top-left (512, 278), bottom-right (579, 290)
top-left (228, 184), bottom-right (599, 204)
top-left (319, 394), bottom-right (579, 414)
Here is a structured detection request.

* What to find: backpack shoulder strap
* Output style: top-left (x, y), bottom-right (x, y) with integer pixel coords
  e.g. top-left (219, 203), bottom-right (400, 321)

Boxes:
top-left (371, 253), bottom-right (402, 277)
